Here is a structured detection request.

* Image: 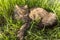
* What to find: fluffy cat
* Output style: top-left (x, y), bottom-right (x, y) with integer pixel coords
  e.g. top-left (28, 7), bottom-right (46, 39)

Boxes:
top-left (14, 5), bottom-right (57, 40)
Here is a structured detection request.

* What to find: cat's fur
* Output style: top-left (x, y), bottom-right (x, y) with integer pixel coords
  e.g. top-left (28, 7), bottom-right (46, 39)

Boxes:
top-left (29, 8), bottom-right (48, 20)
top-left (29, 8), bottom-right (57, 28)
top-left (14, 5), bottom-right (57, 40)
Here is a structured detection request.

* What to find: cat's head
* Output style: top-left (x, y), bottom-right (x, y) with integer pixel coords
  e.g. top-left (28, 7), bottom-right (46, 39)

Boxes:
top-left (14, 5), bottom-right (29, 21)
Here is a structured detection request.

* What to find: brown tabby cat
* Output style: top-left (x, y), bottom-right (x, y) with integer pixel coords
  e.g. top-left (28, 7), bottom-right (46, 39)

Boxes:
top-left (14, 5), bottom-right (57, 40)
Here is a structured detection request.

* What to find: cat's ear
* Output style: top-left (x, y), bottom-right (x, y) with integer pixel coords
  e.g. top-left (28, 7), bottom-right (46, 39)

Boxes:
top-left (15, 5), bottom-right (20, 10)
top-left (23, 5), bottom-right (28, 9)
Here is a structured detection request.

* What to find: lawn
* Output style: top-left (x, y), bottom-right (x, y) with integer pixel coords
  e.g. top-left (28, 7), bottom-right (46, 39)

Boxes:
top-left (0, 0), bottom-right (60, 40)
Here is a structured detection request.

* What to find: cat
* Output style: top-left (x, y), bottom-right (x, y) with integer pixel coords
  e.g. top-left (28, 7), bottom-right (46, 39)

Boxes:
top-left (14, 5), bottom-right (57, 40)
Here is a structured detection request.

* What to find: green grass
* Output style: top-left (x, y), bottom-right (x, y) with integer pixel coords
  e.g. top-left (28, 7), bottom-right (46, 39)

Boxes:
top-left (0, 0), bottom-right (60, 40)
